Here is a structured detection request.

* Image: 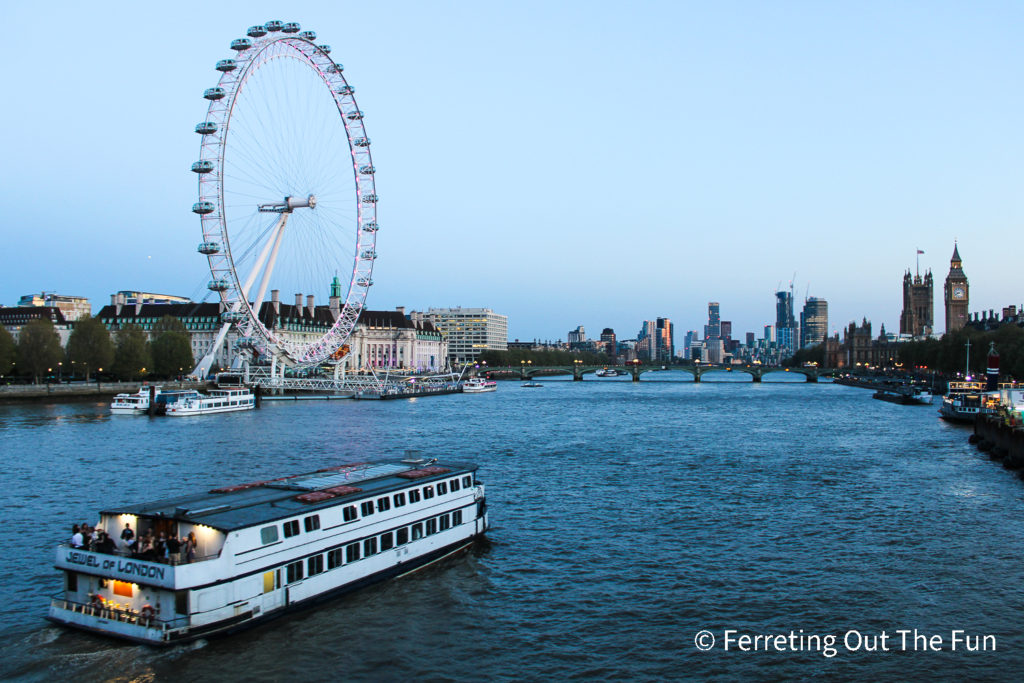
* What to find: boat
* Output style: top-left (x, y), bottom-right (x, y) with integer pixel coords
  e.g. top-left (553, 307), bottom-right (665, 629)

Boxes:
top-left (872, 386), bottom-right (933, 405)
top-left (110, 385), bottom-right (164, 415)
top-left (164, 388), bottom-right (255, 416)
top-left (47, 458), bottom-right (489, 645)
top-left (595, 369), bottom-right (620, 377)
top-left (939, 381), bottom-right (994, 423)
top-left (521, 382), bottom-right (543, 388)
top-left (154, 389), bottom-right (205, 414)
top-left (462, 378), bottom-right (497, 393)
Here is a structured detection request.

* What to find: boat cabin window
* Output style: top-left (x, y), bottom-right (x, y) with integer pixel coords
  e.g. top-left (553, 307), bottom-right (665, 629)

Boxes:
top-left (327, 548), bottom-right (343, 569)
top-left (423, 485), bottom-right (434, 499)
top-left (345, 543), bottom-right (360, 563)
top-left (360, 501), bottom-right (374, 517)
top-left (303, 515), bottom-right (320, 532)
top-left (462, 476), bottom-right (472, 488)
top-left (261, 526), bottom-right (279, 544)
top-left (412, 523), bottom-right (423, 540)
top-left (408, 489), bottom-right (421, 504)
top-left (450, 479), bottom-right (460, 492)
top-left (364, 537), bottom-right (377, 556)
top-left (426, 519), bottom-right (437, 535)
top-left (343, 505), bottom-right (357, 522)
top-left (283, 520), bottom-right (300, 538)
top-left (380, 531), bottom-right (394, 551)
top-left (437, 482), bottom-right (448, 495)
top-left (440, 514), bottom-right (451, 530)
top-left (66, 572), bottom-right (78, 592)
top-left (286, 561), bottom-right (304, 583)
top-left (453, 510), bottom-right (463, 525)
top-left (308, 555), bottom-right (324, 576)
top-left (396, 528), bottom-right (409, 545)
top-left (376, 497), bottom-right (390, 512)
top-left (393, 492), bottom-right (406, 507)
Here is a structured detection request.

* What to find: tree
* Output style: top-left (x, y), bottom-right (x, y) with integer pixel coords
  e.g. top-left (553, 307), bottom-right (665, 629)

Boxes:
top-left (66, 316), bottom-right (114, 380)
top-left (112, 324), bottom-right (152, 381)
top-left (17, 318), bottom-right (63, 384)
top-left (151, 330), bottom-right (194, 378)
top-left (0, 325), bottom-right (15, 379)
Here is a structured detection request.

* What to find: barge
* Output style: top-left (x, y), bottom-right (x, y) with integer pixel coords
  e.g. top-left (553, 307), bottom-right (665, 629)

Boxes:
top-left (48, 458), bottom-right (488, 644)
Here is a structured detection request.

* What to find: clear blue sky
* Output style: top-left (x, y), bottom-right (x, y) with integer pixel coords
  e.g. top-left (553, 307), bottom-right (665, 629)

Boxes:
top-left (2, 1), bottom-right (1020, 342)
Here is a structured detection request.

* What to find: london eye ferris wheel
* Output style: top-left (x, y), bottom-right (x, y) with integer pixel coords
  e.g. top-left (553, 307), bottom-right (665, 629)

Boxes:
top-left (191, 20), bottom-right (377, 376)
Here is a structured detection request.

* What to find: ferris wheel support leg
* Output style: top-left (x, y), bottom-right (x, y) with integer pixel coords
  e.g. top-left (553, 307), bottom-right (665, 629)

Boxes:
top-left (251, 214), bottom-right (289, 312)
top-left (192, 321), bottom-right (233, 379)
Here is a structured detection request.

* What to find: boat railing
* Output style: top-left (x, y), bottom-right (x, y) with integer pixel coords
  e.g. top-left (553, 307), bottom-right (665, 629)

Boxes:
top-left (51, 595), bottom-right (189, 631)
top-left (58, 543), bottom-right (221, 565)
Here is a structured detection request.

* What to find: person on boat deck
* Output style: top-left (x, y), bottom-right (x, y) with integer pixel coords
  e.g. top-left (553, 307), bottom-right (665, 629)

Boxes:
top-left (137, 530), bottom-right (155, 560)
top-left (80, 523), bottom-right (93, 549)
top-left (120, 522), bottom-right (134, 549)
top-left (91, 529), bottom-right (117, 554)
top-left (184, 531), bottom-right (197, 562)
top-left (70, 525), bottom-right (83, 548)
top-left (166, 532), bottom-right (182, 564)
top-left (155, 532), bottom-right (168, 562)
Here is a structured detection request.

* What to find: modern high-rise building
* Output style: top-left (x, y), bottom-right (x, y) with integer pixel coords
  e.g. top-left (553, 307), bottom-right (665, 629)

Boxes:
top-left (720, 321), bottom-right (732, 341)
top-left (567, 325), bottom-right (586, 347)
top-left (900, 268), bottom-right (934, 338)
top-left (799, 297), bottom-right (828, 348)
top-left (683, 330), bottom-right (699, 359)
top-left (745, 332), bottom-right (755, 347)
top-left (704, 302), bottom-right (720, 341)
top-left (424, 307), bottom-right (508, 365)
top-left (775, 290), bottom-right (798, 356)
top-left (600, 328), bottom-right (616, 357)
top-left (637, 320), bottom-right (657, 360)
top-left (656, 317), bottom-right (674, 362)
top-left (944, 243), bottom-right (969, 333)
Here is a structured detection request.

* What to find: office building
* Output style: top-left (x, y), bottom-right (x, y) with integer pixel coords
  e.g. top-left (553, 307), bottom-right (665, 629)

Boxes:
top-left (799, 297), bottom-right (828, 348)
top-left (424, 307), bottom-right (507, 365)
top-left (18, 292), bottom-right (92, 322)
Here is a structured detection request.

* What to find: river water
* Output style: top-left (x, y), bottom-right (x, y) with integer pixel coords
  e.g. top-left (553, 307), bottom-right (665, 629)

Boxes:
top-left (1, 373), bottom-right (1022, 681)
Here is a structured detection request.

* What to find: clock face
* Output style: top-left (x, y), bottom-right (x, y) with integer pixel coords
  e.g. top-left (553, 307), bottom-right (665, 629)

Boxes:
top-left (953, 286), bottom-right (965, 299)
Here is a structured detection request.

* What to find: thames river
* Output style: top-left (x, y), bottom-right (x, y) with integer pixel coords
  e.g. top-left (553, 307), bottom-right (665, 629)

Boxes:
top-left (2, 373), bottom-right (1023, 681)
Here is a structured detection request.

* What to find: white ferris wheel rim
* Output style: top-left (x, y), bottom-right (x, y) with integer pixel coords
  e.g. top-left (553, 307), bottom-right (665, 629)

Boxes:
top-left (193, 21), bottom-right (377, 368)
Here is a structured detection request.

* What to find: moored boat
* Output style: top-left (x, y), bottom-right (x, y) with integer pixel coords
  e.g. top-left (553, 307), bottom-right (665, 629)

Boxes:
top-left (872, 385), bottom-right (934, 405)
top-left (164, 388), bottom-right (255, 416)
top-left (110, 385), bottom-right (167, 415)
top-left (521, 382), bottom-right (543, 388)
top-left (48, 458), bottom-right (489, 645)
top-left (938, 381), bottom-right (990, 423)
top-left (462, 378), bottom-right (497, 393)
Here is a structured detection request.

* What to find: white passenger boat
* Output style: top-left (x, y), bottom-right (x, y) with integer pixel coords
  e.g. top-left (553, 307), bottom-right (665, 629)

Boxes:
top-left (164, 388), bottom-right (255, 416)
top-left (48, 459), bottom-right (489, 645)
top-left (110, 385), bottom-right (163, 415)
top-left (462, 378), bottom-right (497, 393)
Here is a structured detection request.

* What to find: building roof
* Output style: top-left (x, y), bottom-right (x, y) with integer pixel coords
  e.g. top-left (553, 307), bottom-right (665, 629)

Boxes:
top-left (952, 242), bottom-right (961, 263)
top-left (100, 459), bottom-right (477, 531)
top-left (0, 306), bottom-right (69, 325)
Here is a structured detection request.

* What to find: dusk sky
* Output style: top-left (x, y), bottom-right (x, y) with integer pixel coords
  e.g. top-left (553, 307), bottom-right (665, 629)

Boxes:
top-left (2, 1), bottom-right (1020, 343)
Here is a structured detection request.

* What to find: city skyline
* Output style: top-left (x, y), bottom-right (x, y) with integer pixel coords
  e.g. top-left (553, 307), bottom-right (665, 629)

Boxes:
top-left (2, 2), bottom-right (1020, 341)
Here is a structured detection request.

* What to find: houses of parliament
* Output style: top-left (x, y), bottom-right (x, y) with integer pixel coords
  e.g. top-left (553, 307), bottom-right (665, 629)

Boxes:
top-left (900, 243), bottom-right (969, 337)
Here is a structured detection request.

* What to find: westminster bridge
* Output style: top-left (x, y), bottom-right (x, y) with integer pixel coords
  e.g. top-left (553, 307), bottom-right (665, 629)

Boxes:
top-left (473, 363), bottom-right (829, 383)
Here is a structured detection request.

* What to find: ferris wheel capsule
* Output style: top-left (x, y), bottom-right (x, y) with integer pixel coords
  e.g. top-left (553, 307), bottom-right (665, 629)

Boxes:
top-left (361, 222), bottom-right (379, 232)
top-left (197, 241), bottom-right (221, 255)
top-left (192, 201), bottom-right (215, 215)
top-left (195, 122), bottom-right (218, 135)
top-left (298, 31), bottom-right (316, 41)
top-left (191, 160), bottom-right (215, 174)
top-left (357, 278), bottom-right (373, 287)
top-left (281, 22), bottom-right (300, 33)
top-left (247, 25), bottom-right (267, 38)
top-left (346, 111), bottom-right (364, 120)
top-left (204, 87), bottom-right (226, 101)
top-left (358, 165), bottom-right (375, 175)
top-left (208, 279), bottom-right (230, 292)
top-left (264, 20), bottom-right (284, 32)
top-left (353, 137), bottom-right (370, 147)
top-left (326, 63), bottom-right (344, 74)
top-left (360, 250), bottom-right (378, 260)
top-left (318, 45), bottom-right (332, 54)
top-left (215, 59), bottom-right (237, 72)
top-left (335, 85), bottom-right (354, 96)
top-left (230, 38), bottom-right (253, 52)
top-left (361, 194), bottom-right (378, 203)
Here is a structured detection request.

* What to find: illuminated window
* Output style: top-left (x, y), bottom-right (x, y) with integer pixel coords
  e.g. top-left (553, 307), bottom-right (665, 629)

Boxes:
top-left (113, 580), bottom-right (134, 598)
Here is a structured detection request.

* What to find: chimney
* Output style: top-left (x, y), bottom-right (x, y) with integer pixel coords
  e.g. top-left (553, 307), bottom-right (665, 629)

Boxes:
top-left (295, 293), bottom-right (303, 312)
top-left (396, 306), bottom-right (405, 315)
top-left (307, 295), bottom-right (315, 318)
top-left (114, 293), bottom-right (122, 317)
top-left (134, 299), bottom-right (143, 316)
top-left (271, 289), bottom-right (280, 316)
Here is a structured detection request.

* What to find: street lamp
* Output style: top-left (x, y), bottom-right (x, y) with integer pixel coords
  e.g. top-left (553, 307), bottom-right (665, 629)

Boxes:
top-left (58, 361), bottom-right (62, 383)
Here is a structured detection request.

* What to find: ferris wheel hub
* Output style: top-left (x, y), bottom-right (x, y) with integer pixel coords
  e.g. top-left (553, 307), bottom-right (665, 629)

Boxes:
top-left (257, 194), bottom-right (317, 213)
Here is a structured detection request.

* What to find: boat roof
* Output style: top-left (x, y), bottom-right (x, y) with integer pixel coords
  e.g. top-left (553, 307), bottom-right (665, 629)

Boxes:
top-left (101, 459), bottom-right (478, 532)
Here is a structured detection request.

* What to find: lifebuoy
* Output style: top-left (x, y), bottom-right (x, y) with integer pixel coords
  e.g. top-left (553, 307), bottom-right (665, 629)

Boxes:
top-left (140, 605), bottom-right (155, 620)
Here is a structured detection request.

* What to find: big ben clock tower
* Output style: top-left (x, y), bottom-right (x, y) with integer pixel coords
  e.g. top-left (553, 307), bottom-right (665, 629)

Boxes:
top-left (944, 243), bottom-right (969, 333)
